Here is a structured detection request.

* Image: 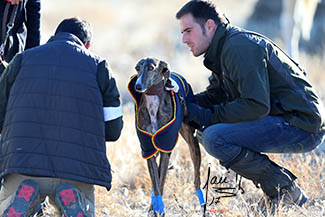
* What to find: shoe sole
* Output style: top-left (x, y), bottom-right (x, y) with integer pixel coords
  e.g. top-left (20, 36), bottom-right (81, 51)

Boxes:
top-left (56, 183), bottom-right (87, 217)
top-left (3, 179), bottom-right (40, 217)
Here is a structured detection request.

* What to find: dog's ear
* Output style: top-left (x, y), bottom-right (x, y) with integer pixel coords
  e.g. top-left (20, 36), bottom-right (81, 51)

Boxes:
top-left (158, 60), bottom-right (169, 76)
top-left (158, 60), bottom-right (174, 88)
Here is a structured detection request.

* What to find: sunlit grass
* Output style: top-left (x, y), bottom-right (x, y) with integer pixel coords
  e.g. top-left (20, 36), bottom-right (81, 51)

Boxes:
top-left (91, 112), bottom-right (324, 217)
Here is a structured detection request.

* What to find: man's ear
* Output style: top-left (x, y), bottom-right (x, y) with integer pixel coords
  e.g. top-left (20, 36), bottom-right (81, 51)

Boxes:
top-left (85, 42), bottom-right (91, 50)
top-left (205, 19), bottom-right (217, 33)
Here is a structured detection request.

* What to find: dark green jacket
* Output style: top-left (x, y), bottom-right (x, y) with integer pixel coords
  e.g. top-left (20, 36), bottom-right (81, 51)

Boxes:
top-left (195, 23), bottom-right (325, 133)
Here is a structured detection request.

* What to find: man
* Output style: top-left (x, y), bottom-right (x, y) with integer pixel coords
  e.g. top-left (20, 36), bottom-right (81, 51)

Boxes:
top-left (0, 0), bottom-right (40, 63)
top-left (176, 0), bottom-right (325, 212)
top-left (0, 17), bottom-right (123, 217)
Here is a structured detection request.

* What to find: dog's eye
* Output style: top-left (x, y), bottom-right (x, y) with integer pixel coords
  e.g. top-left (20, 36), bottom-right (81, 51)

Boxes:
top-left (148, 66), bottom-right (154, 71)
top-left (135, 66), bottom-right (140, 71)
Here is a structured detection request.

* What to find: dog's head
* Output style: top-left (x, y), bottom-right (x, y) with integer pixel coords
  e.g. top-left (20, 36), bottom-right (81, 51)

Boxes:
top-left (134, 57), bottom-right (173, 93)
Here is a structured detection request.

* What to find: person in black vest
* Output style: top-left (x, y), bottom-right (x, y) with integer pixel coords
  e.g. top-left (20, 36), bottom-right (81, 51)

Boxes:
top-left (176, 0), bottom-right (325, 213)
top-left (0, 17), bottom-right (123, 217)
top-left (0, 0), bottom-right (40, 63)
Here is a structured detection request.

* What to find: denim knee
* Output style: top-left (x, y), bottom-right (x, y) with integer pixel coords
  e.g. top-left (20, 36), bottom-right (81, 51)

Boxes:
top-left (201, 127), bottom-right (218, 155)
top-left (201, 127), bottom-right (241, 162)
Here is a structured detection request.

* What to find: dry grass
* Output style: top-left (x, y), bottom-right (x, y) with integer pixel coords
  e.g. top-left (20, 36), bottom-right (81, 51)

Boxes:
top-left (90, 112), bottom-right (325, 217)
top-left (40, 0), bottom-right (325, 216)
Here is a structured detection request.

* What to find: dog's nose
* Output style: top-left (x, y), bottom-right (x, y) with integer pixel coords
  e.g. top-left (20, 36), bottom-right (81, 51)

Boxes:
top-left (135, 83), bottom-right (143, 92)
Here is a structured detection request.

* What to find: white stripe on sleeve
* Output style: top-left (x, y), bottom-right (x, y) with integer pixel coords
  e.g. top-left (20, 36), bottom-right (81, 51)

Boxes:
top-left (103, 105), bottom-right (123, 121)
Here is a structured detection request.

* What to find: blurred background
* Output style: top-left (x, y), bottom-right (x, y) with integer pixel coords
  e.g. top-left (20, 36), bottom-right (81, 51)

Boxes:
top-left (42, 0), bottom-right (325, 105)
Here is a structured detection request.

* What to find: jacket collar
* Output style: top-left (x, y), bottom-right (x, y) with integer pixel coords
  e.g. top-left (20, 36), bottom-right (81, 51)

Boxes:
top-left (47, 33), bottom-right (85, 48)
top-left (203, 22), bottom-right (229, 72)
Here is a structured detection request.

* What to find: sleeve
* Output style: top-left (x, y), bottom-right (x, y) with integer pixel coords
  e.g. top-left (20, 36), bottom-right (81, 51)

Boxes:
top-left (97, 60), bottom-right (123, 141)
top-left (194, 73), bottom-right (227, 108)
top-left (104, 117), bottom-right (123, 141)
top-left (25, 0), bottom-right (40, 49)
top-left (209, 42), bottom-right (270, 124)
top-left (0, 54), bottom-right (22, 133)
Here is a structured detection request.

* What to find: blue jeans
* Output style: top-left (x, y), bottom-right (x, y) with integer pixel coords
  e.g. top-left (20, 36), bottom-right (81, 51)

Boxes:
top-left (201, 116), bottom-right (325, 163)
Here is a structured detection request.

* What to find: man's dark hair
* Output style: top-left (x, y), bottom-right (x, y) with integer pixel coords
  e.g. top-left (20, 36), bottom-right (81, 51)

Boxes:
top-left (55, 17), bottom-right (92, 45)
top-left (176, 0), bottom-right (224, 31)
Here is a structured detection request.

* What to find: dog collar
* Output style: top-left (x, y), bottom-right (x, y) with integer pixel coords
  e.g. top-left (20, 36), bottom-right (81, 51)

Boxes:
top-left (145, 80), bottom-right (164, 95)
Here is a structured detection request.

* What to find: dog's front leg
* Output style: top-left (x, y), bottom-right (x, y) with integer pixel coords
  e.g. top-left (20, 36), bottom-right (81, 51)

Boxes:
top-left (158, 152), bottom-right (171, 195)
top-left (147, 157), bottom-right (165, 216)
top-left (147, 157), bottom-right (160, 195)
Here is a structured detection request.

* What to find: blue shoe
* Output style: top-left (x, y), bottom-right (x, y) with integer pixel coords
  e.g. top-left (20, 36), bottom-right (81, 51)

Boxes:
top-left (55, 182), bottom-right (87, 217)
top-left (3, 179), bottom-right (40, 217)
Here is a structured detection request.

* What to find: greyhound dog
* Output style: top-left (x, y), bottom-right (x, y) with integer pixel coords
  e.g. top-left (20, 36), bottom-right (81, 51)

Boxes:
top-left (128, 58), bottom-right (205, 216)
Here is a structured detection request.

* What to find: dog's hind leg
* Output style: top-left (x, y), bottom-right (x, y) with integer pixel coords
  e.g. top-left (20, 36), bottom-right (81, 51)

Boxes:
top-left (180, 123), bottom-right (201, 190)
top-left (180, 123), bottom-right (205, 207)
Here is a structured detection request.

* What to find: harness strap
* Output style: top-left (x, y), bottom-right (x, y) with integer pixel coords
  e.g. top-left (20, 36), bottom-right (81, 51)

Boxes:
top-left (0, 2), bottom-right (19, 57)
top-left (1, 2), bottom-right (10, 44)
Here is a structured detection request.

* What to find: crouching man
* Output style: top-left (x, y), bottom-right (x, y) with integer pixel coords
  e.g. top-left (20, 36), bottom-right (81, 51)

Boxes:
top-left (176, 0), bottom-right (325, 213)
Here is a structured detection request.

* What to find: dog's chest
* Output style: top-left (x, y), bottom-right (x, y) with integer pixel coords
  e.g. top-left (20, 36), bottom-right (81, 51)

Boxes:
top-left (138, 92), bottom-right (173, 134)
top-left (144, 95), bottom-right (159, 133)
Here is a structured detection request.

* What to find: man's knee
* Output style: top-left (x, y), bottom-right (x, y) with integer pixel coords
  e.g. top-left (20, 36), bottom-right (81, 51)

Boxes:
top-left (201, 125), bottom-right (243, 162)
top-left (201, 126), bottom-right (226, 156)
top-left (202, 125), bottom-right (224, 146)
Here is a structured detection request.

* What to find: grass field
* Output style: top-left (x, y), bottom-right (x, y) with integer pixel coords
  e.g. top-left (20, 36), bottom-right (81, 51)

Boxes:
top-left (41, 0), bottom-right (325, 216)
top-left (94, 112), bottom-right (324, 217)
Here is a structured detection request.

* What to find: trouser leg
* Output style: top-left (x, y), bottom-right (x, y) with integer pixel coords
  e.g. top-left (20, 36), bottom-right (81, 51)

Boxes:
top-left (220, 148), bottom-right (307, 210)
top-left (220, 148), bottom-right (297, 198)
top-left (201, 116), bottom-right (323, 162)
top-left (200, 116), bottom-right (318, 203)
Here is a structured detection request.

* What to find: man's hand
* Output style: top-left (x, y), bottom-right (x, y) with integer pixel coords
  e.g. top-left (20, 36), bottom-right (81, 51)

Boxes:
top-left (184, 102), bottom-right (213, 129)
top-left (8, 0), bottom-right (23, 5)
